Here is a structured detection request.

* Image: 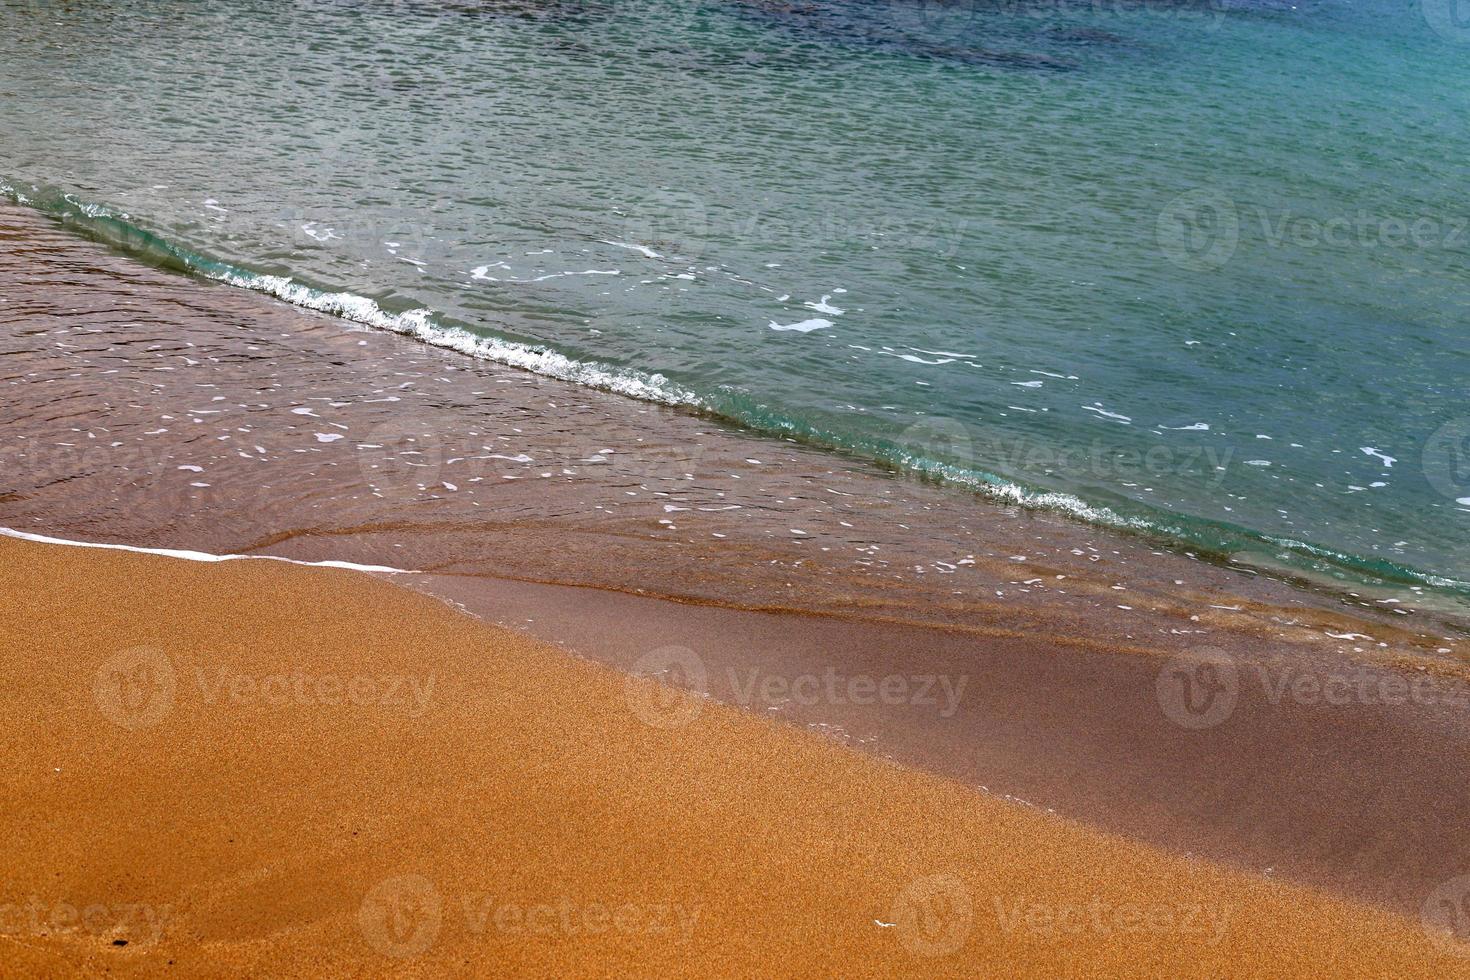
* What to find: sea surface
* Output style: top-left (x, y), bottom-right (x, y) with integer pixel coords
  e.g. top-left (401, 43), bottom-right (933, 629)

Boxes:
top-left (2, 0), bottom-right (1467, 606)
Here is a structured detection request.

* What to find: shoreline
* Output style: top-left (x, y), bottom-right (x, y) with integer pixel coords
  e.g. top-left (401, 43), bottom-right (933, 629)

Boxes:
top-left (6, 191), bottom-right (1468, 621)
top-left (3, 533), bottom-right (1467, 975)
top-left (2, 203), bottom-right (1461, 654)
top-left (410, 568), bottom-right (1470, 919)
top-left (4, 201), bottom-right (1470, 924)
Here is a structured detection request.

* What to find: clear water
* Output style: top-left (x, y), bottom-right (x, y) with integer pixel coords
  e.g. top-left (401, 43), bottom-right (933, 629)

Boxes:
top-left (2, 0), bottom-right (1467, 602)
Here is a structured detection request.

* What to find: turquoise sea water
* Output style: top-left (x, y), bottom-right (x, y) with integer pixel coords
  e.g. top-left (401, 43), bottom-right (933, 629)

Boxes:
top-left (2, 0), bottom-right (1467, 604)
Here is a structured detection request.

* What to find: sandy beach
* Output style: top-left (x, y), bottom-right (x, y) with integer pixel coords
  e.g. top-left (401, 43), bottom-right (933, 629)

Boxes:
top-left (7, 0), bottom-right (1470, 973)
top-left (5, 202), bottom-right (1470, 934)
top-left (2, 532), bottom-right (1467, 976)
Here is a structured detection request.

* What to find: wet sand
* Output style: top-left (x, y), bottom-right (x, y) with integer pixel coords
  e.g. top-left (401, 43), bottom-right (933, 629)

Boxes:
top-left (4, 201), bottom-right (1470, 942)
top-left (3, 534), bottom-right (1468, 976)
top-left (2, 205), bottom-right (1461, 656)
top-left (415, 571), bottom-right (1470, 918)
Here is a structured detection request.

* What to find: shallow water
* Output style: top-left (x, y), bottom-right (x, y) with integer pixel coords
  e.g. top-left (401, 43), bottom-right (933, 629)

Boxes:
top-left (10, 200), bottom-right (1464, 655)
top-left (1, 0), bottom-right (1467, 601)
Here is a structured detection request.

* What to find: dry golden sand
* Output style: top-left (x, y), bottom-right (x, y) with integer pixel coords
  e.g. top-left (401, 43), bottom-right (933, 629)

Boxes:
top-left (0, 536), bottom-right (1464, 977)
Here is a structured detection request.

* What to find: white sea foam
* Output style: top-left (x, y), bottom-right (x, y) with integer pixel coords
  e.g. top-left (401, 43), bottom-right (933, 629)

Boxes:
top-left (1081, 404), bottom-right (1132, 423)
top-left (979, 480), bottom-right (1157, 534)
top-left (804, 295), bottom-right (845, 315)
top-left (470, 269), bottom-right (619, 283)
top-left (600, 240), bottom-right (662, 259)
top-left (469, 262), bottom-right (510, 280)
top-left (513, 269), bottom-right (620, 283)
top-left (0, 527), bottom-right (412, 573)
top-left (212, 271), bottom-right (702, 408)
top-left (15, 186), bottom-right (1459, 602)
top-left (880, 351), bottom-right (954, 365)
top-left (769, 318), bottom-right (833, 333)
top-left (302, 223), bottom-right (342, 242)
top-left (907, 346), bottom-right (977, 360)
top-left (889, 453), bottom-right (1161, 537)
top-left (1360, 446), bottom-right (1397, 468)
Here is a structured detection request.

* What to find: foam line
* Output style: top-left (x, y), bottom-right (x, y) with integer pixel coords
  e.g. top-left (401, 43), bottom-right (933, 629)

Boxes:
top-left (0, 527), bottom-right (414, 574)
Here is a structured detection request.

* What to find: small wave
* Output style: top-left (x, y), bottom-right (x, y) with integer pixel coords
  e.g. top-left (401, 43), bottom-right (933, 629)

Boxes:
top-left (1, 179), bottom-right (702, 410)
top-left (5, 179), bottom-right (1467, 609)
top-left (216, 270), bottom-right (699, 407)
